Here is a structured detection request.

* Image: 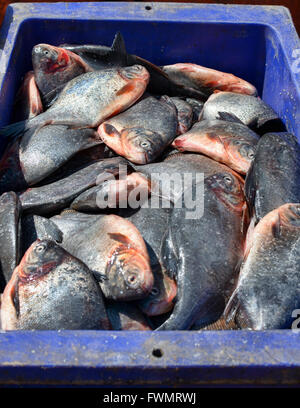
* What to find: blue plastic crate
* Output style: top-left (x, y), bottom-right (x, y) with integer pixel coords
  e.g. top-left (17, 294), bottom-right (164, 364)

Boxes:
top-left (0, 2), bottom-right (300, 387)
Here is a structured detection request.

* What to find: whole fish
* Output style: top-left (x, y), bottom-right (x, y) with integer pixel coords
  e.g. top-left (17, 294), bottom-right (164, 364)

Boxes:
top-left (172, 119), bottom-right (259, 174)
top-left (98, 95), bottom-right (178, 164)
top-left (61, 33), bottom-right (208, 100)
top-left (157, 171), bottom-right (247, 330)
top-left (0, 240), bottom-right (109, 330)
top-left (170, 97), bottom-right (193, 135)
top-left (0, 192), bottom-right (21, 290)
top-left (245, 132), bottom-right (300, 224)
top-left (107, 302), bottom-right (151, 330)
top-left (119, 199), bottom-right (177, 316)
top-left (224, 203), bottom-right (300, 330)
top-left (0, 65), bottom-right (150, 140)
top-left (32, 43), bottom-right (92, 107)
top-left (50, 212), bottom-right (154, 301)
top-left (12, 71), bottom-right (43, 122)
top-left (19, 157), bottom-right (128, 215)
top-left (21, 215), bottom-right (63, 257)
top-left (200, 91), bottom-right (285, 135)
top-left (71, 171), bottom-right (150, 211)
top-left (0, 125), bottom-right (103, 192)
top-left (162, 63), bottom-right (257, 96)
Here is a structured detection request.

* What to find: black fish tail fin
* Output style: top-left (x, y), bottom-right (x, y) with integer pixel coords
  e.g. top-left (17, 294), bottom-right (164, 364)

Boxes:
top-left (0, 120), bottom-right (28, 144)
top-left (111, 32), bottom-right (127, 55)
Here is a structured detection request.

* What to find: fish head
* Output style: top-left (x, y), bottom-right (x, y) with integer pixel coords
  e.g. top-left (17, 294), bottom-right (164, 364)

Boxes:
top-left (206, 171), bottom-right (245, 213)
top-left (18, 239), bottom-right (64, 283)
top-left (32, 44), bottom-right (71, 74)
top-left (138, 267), bottom-right (177, 316)
top-left (227, 139), bottom-right (256, 173)
top-left (119, 65), bottom-right (149, 82)
top-left (105, 244), bottom-right (154, 300)
top-left (121, 127), bottom-right (165, 164)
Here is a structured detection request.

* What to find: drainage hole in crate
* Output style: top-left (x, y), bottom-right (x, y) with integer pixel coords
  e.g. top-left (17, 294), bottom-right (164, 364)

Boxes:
top-left (145, 6), bottom-right (152, 11)
top-left (152, 348), bottom-right (163, 358)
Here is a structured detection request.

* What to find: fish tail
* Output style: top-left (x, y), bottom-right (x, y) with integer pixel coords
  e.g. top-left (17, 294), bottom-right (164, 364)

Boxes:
top-left (0, 120), bottom-right (28, 144)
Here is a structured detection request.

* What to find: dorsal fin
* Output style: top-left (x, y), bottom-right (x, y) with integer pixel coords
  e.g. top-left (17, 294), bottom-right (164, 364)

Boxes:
top-left (111, 32), bottom-right (127, 54)
top-left (217, 111), bottom-right (244, 125)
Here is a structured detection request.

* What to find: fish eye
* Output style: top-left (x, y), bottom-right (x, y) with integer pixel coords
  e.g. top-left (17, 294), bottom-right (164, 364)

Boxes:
top-left (248, 151), bottom-right (255, 159)
top-left (35, 243), bottom-right (46, 254)
top-left (150, 287), bottom-right (159, 296)
top-left (44, 50), bottom-right (49, 56)
top-left (223, 175), bottom-right (233, 185)
top-left (140, 140), bottom-right (150, 148)
top-left (127, 274), bottom-right (139, 287)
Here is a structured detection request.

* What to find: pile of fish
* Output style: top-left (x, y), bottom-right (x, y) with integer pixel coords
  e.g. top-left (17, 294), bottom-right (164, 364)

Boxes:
top-left (0, 33), bottom-right (299, 331)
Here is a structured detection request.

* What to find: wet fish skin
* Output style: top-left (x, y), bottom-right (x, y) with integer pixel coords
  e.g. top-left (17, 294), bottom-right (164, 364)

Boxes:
top-left (32, 43), bottom-right (92, 105)
top-left (245, 132), bottom-right (300, 223)
top-left (162, 63), bottom-right (258, 97)
top-left (201, 92), bottom-right (285, 135)
top-left (185, 98), bottom-right (204, 123)
top-left (19, 157), bottom-right (128, 215)
top-left (224, 203), bottom-right (300, 330)
top-left (50, 212), bottom-right (154, 301)
top-left (71, 171), bottom-right (150, 212)
top-left (0, 240), bottom-right (109, 330)
top-left (157, 171), bottom-right (246, 330)
top-left (0, 65), bottom-right (150, 140)
top-left (0, 192), bottom-right (21, 291)
top-left (107, 301), bottom-right (152, 330)
top-left (172, 119), bottom-right (259, 174)
top-left (170, 97), bottom-right (193, 135)
top-left (21, 215), bottom-right (63, 257)
top-left (12, 71), bottom-right (43, 122)
top-left (19, 125), bottom-right (103, 186)
top-left (98, 95), bottom-right (178, 164)
top-left (36, 144), bottom-right (109, 186)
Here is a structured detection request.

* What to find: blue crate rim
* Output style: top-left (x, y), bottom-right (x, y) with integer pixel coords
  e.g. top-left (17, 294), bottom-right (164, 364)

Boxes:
top-left (0, 2), bottom-right (300, 93)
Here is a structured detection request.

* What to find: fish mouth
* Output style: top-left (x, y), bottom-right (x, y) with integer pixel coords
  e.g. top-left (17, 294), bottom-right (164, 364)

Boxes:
top-left (172, 136), bottom-right (187, 151)
top-left (126, 150), bottom-right (149, 165)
